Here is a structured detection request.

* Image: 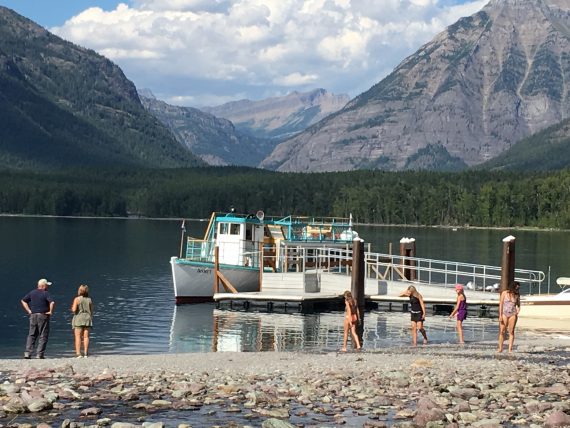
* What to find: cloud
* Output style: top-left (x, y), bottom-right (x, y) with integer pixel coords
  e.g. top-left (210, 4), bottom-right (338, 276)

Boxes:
top-left (52, 0), bottom-right (486, 106)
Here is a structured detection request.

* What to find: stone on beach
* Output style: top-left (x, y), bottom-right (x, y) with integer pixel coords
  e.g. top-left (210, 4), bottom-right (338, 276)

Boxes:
top-left (0, 338), bottom-right (568, 427)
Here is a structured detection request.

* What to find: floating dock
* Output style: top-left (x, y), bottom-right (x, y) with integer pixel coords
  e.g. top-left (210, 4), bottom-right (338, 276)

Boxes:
top-left (214, 272), bottom-right (499, 314)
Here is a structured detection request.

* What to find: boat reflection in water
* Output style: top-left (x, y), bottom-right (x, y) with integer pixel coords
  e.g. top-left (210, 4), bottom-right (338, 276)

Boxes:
top-left (169, 304), bottom-right (507, 353)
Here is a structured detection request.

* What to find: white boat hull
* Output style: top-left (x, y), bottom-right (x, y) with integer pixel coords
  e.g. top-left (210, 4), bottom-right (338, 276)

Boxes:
top-left (170, 257), bottom-right (260, 304)
top-left (520, 292), bottom-right (570, 320)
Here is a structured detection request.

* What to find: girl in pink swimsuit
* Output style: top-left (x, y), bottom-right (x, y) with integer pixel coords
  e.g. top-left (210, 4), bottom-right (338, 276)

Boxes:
top-left (498, 281), bottom-right (520, 353)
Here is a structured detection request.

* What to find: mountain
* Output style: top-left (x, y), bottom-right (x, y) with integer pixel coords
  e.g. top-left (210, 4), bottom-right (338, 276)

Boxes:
top-left (480, 116), bottom-right (570, 170)
top-left (260, 0), bottom-right (570, 172)
top-left (0, 7), bottom-right (201, 169)
top-left (140, 93), bottom-right (276, 166)
top-left (202, 89), bottom-right (350, 140)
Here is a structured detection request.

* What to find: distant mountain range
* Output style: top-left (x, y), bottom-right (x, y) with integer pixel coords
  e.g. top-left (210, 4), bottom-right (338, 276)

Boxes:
top-left (2, 1), bottom-right (570, 173)
top-left (202, 89), bottom-right (350, 141)
top-left (0, 6), bottom-right (201, 169)
top-left (261, 0), bottom-right (570, 172)
top-left (139, 91), bottom-right (275, 166)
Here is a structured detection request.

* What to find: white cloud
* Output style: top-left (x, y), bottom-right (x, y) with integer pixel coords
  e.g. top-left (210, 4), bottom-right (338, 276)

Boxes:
top-left (52, 0), bottom-right (486, 106)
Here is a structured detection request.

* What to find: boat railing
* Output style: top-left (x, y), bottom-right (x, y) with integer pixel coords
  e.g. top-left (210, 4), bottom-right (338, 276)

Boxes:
top-left (267, 246), bottom-right (545, 293)
top-left (365, 252), bottom-right (545, 294)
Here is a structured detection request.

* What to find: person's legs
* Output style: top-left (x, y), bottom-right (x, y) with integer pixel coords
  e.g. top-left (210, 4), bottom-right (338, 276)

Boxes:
top-left (82, 328), bottom-right (90, 356)
top-left (36, 315), bottom-right (50, 358)
top-left (342, 319), bottom-right (349, 351)
top-left (497, 316), bottom-right (507, 352)
top-left (350, 324), bottom-right (361, 349)
top-left (411, 321), bottom-right (418, 346)
top-left (507, 316), bottom-right (517, 353)
top-left (25, 314), bottom-right (39, 358)
top-left (456, 320), bottom-right (464, 344)
top-left (417, 321), bottom-right (428, 344)
top-left (74, 328), bottom-right (82, 356)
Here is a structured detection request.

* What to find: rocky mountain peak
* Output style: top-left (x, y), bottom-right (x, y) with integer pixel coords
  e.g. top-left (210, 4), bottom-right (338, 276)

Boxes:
top-left (260, 0), bottom-right (570, 172)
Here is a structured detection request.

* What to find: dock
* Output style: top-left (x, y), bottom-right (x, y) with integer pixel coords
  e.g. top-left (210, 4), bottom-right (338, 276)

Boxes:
top-left (214, 272), bottom-right (500, 314)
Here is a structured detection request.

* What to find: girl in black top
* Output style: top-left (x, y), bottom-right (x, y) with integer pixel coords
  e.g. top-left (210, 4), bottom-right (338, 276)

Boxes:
top-left (399, 285), bottom-right (428, 346)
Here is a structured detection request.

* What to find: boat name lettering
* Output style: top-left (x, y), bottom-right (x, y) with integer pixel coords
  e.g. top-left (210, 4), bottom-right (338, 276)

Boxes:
top-left (197, 268), bottom-right (212, 274)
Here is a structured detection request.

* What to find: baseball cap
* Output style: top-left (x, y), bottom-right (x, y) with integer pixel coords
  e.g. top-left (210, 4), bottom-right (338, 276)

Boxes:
top-left (455, 283), bottom-right (463, 291)
top-left (38, 278), bottom-right (52, 286)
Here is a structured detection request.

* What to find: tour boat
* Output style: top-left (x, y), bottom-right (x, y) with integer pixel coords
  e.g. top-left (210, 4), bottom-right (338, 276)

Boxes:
top-left (170, 211), bottom-right (359, 304)
top-left (519, 279), bottom-right (570, 320)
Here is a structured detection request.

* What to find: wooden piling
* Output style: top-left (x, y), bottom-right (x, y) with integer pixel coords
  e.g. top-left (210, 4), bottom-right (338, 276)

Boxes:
top-left (399, 237), bottom-right (417, 281)
top-left (500, 235), bottom-right (516, 292)
top-left (351, 238), bottom-right (365, 345)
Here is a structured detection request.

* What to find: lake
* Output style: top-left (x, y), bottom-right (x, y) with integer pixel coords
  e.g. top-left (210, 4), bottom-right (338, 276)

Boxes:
top-left (1, 216), bottom-right (567, 358)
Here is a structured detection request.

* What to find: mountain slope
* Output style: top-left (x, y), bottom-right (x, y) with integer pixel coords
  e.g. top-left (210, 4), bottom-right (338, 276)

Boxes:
top-left (0, 7), bottom-right (201, 169)
top-left (140, 93), bottom-right (276, 166)
top-left (202, 89), bottom-right (350, 140)
top-left (261, 0), bottom-right (570, 172)
top-left (480, 117), bottom-right (570, 170)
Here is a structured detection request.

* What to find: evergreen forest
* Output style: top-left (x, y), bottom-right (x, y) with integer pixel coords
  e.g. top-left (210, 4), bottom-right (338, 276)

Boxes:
top-left (2, 167), bottom-right (570, 229)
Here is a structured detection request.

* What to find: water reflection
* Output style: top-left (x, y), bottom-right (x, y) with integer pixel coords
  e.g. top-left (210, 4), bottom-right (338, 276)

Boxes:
top-left (169, 304), bottom-right (504, 352)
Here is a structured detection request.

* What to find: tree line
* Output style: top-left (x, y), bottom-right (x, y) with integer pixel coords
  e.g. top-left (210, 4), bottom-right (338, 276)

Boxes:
top-left (1, 167), bottom-right (570, 229)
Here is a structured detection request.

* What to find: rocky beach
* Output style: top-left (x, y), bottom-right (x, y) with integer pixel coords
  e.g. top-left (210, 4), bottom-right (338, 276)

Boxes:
top-left (1, 338), bottom-right (569, 428)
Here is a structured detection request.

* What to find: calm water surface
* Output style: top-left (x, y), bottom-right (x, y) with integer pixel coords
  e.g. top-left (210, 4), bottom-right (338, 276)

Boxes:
top-left (1, 216), bottom-right (568, 358)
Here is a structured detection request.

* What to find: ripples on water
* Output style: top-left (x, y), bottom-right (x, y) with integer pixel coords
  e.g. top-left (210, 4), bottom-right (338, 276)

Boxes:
top-left (168, 304), bottom-right (504, 353)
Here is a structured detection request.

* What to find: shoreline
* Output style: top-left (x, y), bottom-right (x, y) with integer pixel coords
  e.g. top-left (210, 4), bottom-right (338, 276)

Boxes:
top-left (0, 213), bottom-right (565, 232)
top-left (1, 338), bottom-right (569, 427)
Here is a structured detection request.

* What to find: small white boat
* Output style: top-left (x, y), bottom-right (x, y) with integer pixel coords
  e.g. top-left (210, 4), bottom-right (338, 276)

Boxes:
top-left (520, 286), bottom-right (570, 321)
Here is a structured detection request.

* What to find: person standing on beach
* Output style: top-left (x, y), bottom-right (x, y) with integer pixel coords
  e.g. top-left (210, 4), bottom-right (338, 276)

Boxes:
top-left (341, 290), bottom-right (361, 352)
top-left (449, 284), bottom-right (467, 344)
top-left (399, 285), bottom-right (428, 346)
top-left (21, 278), bottom-right (55, 359)
top-left (498, 281), bottom-right (520, 353)
top-left (71, 284), bottom-right (93, 358)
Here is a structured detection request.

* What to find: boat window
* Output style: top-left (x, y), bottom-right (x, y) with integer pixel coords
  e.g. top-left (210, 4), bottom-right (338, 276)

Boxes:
top-left (245, 224), bottom-right (253, 240)
top-left (230, 223), bottom-right (241, 235)
top-left (219, 223), bottom-right (229, 235)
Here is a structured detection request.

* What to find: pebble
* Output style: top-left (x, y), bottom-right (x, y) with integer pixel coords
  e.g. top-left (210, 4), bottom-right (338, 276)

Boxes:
top-left (0, 344), bottom-right (568, 427)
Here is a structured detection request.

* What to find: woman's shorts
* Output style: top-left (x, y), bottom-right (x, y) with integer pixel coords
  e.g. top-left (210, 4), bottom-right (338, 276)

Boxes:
top-left (411, 312), bottom-right (423, 322)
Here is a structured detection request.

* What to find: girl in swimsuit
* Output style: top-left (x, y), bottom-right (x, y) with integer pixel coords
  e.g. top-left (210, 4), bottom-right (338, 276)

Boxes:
top-left (399, 285), bottom-right (428, 346)
top-left (341, 290), bottom-right (361, 352)
top-left (450, 284), bottom-right (467, 344)
top-left (498, 281), bottom-right (520, 353)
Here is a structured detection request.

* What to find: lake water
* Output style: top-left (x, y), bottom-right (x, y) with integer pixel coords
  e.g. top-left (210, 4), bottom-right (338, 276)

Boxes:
top-left (1, 216), bottom-right (567, 359)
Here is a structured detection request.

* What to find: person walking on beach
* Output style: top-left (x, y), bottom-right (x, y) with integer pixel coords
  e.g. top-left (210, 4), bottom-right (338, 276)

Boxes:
top-left (21, 278), bottom-right (55, 359)
top-left (71, 284), bottom-right (93, 358)
top-left (399, 285), bottom-right (428, 346)
top-left (498, 281), bottom-right (520, 353)
top-left (341, 290), bottom-right (361, 352)
top-left (449, 284), bottom-right (467, 344)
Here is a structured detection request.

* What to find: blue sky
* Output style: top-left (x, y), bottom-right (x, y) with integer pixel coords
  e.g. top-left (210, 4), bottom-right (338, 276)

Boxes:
top-left (0, 0), bottom-right (487, 107)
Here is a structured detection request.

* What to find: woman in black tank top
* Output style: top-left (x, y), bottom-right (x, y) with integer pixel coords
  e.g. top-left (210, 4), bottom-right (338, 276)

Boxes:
top-left (399, 285), bottom-right (428, 346)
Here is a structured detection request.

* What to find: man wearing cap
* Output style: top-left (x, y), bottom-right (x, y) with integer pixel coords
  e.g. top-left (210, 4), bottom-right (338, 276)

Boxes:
top-left (21, 278), bottom-right (55, 359)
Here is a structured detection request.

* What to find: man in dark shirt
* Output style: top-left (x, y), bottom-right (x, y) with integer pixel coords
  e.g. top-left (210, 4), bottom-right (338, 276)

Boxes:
top-left (21, 278), bottom-right (55, 359)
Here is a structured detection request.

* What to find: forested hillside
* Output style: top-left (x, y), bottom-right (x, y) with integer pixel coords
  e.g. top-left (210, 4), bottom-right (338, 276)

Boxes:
top-left (0, 7), bottom-right (201, 169)
top-left (481, 118), bottom-right (570, 171)
top-left (2, 168), bottom-right (570, 229)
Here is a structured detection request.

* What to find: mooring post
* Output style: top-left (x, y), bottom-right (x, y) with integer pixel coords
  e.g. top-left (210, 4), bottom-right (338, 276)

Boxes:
top-left (399, 237), bottom-right (417, 280)
top-left (351, 238), bottom-right (365, 345)
top-left (214, 246), bottom-right (220, 294)
top-left (500, 235), bottom-right (516, 292)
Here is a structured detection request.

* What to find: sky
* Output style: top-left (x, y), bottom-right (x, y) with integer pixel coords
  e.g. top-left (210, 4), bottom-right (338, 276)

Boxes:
top-left (0, 0), bottom-right (488, 107)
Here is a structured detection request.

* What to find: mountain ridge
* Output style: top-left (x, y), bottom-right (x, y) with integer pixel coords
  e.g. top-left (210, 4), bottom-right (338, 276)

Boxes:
top-left (0, 6), bottom-right (201, 169)
top-left (202, 89), bottom-right (350, 140)
top-left (260, 0), bottom-right (570, 172)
